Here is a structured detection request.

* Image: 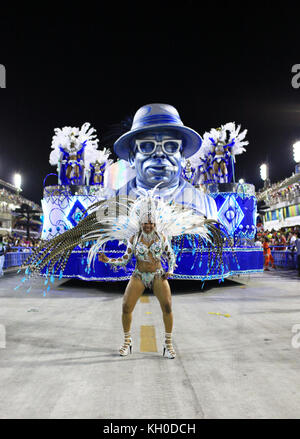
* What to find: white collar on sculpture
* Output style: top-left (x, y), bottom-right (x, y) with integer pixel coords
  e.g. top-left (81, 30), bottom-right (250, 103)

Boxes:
top-left (128, 177), bottom-right (186, 200)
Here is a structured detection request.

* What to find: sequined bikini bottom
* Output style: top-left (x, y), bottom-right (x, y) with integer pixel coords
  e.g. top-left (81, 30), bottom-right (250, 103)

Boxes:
top-left (132, 268), bottom-right (165, 289)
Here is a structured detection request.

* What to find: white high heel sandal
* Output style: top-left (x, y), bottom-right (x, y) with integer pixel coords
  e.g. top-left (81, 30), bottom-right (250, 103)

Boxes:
top-left (163, 333), bottom-right (176, 359)
top-left (119, 332), bottom-right (132, 356)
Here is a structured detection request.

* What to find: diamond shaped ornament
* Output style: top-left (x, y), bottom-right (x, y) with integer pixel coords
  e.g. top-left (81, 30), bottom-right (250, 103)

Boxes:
top-left (67, 199), bottom-right (87, 227)
top-left (217, 195), bottom-right (244, 236)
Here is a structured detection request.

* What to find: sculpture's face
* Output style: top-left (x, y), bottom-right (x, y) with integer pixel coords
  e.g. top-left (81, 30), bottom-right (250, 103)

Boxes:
top-left (130, 129), bottom-right (184, 188)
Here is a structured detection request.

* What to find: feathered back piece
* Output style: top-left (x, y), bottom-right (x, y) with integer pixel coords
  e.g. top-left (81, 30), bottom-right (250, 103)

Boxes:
top-left (19, 197), bottom-right (133, 281)
top-left (83, 187), bottom-right (221, 271)
top-left (19, 188), bottom-right (234, 289)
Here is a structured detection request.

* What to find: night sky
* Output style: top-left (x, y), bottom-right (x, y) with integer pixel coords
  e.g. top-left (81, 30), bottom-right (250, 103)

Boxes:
top-left (0, 4), bottom-right (299, 205)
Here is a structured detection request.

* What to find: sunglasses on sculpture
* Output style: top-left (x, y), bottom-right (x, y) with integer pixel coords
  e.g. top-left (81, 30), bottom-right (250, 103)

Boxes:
top-left (135, 139), bottom-right (182, 155)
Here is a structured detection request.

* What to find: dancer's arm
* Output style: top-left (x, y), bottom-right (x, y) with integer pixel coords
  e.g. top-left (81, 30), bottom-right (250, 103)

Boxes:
top-left (162, 235), bottom-right (177, 276)
top-left (98, 236), bottom-right (134, 267)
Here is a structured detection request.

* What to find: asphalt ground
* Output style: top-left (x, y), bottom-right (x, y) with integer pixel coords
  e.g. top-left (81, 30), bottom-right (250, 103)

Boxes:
top-left (0, 268), bottom-right (299, 419)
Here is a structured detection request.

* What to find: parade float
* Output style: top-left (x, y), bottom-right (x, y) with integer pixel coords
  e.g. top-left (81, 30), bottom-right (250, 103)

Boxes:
top-left (41, 116), bottom-right (263, 282)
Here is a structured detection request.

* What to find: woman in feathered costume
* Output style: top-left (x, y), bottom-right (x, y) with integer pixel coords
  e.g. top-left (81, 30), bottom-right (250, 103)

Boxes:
top-left (189, 122), bottom-right (248, 184)
top-left (49, 122), bottom-right (99, 185)
top-left (21, 188), bottom-right (228, 359)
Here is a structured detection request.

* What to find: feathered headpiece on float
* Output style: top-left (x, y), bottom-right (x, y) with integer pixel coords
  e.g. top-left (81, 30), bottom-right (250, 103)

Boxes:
top-left (84, 147), bottom-right (113, 170)
top-left (189, 122), bottom-right (248, 166)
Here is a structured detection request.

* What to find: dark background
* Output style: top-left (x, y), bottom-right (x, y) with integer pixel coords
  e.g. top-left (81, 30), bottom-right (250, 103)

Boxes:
top-left (0, 3), bottom-right (299, 204)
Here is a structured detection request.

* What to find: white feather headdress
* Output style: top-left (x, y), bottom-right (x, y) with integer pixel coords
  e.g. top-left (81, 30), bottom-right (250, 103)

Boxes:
top-left (188, 122), bottom-right (248, 166)
top-left (49, 122), bottom-right (99, 166)
top-left (221, 122), bottom-right (248, 156)
top-left (85, 147), bottom-right (113, 169)
top-left (83, 187), bottom-right (217, 270)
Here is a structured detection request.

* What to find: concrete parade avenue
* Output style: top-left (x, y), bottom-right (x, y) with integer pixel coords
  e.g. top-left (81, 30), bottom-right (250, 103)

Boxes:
top-left (0, 270), bottom-right (299, 419)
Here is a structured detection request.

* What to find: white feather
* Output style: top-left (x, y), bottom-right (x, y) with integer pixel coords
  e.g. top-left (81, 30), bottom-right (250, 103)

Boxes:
top-left (83, 188), bottom-right (212, 270)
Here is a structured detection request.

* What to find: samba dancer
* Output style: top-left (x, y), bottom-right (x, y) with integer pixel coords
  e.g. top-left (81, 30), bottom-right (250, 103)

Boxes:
top-left (21, 190), bottom-right (228, 360)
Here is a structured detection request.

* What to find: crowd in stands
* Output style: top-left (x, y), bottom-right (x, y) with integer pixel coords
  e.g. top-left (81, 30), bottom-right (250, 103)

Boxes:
top-left (267, 182), bottom-right (300, 206)
top-left (2, 227), bottom-right (300, 253)
top-left (258, 181), bottom-right (300, 206)
top-left (1, 234), bottom-right (41, 252)
top-left (255, 226), bottom-right (300, 251)
top-left (0, 187), bottom-right (41, 212)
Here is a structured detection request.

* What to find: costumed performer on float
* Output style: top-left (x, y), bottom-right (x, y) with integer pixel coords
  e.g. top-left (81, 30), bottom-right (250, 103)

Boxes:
top-left (49, 122), bottom-right (99, 185)
top-left (189, 122), bottom-right (248, 184)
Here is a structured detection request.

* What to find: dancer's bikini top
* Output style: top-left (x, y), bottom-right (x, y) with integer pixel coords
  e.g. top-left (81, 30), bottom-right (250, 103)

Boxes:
top-left (135, 239), bottom-right (164, 262)
top-left (108, 231), bottom-right (176, 273)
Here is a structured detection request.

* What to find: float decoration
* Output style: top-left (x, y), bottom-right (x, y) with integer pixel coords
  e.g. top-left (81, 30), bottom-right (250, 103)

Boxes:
top-left (84, 147), bottom-right (113, 186)
top-left (187, 122), bottom-right (248, 185)
top-left (39, 107), bottom-right (262, 283)
top-left (49, 122), bottom-right (100, 185)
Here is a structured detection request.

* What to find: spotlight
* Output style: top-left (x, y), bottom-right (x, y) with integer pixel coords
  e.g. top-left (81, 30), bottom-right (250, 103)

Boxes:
top-left (260, 164), bottom-right (268, 181)
top-left (14, 173), bottom-right (22, 190)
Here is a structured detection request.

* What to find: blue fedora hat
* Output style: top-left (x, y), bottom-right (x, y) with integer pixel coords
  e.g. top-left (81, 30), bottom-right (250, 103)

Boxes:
top-left (114, 103), bottom-right (202, 160)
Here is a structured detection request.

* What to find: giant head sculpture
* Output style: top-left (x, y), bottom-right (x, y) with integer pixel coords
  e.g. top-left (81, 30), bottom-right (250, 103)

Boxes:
top-left (114, 103), bottom-right (202, 190)
top-left (113, 103), bottom-right (218, 219)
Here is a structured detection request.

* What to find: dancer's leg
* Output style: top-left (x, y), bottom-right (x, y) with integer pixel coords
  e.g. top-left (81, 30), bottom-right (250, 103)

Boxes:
top-left (153, 277), bottom-right (173, 333)
top-left (153, 277), bottom-right (176, 358)
top-left (122, 275), bottom-right (145, 332)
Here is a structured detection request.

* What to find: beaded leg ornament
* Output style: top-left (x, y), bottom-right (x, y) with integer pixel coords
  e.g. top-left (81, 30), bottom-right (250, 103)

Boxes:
top-left (163, 333), bottom-right (176, 359)
top-left (119, 332), bottom-right (132, 356)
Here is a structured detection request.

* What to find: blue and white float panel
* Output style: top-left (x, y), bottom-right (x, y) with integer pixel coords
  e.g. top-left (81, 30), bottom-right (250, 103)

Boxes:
top-left (41, 183), bottom-right (263, 281)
